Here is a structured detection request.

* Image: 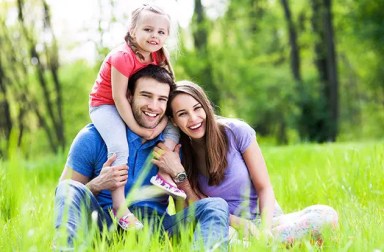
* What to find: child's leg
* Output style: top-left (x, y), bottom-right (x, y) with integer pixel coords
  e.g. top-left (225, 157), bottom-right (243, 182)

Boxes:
top-left (271, 205), bottom-right (338, 244)
top-left (150, 121), bottom-right (186, 198)
top-left (90, 105), bottom-right (143, 230)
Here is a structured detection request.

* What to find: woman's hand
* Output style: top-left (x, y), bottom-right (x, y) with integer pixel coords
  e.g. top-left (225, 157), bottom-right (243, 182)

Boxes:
top-left (229, 214), bottom-right (274, 242)
top-left (152, 142), bottom-right (185, 177)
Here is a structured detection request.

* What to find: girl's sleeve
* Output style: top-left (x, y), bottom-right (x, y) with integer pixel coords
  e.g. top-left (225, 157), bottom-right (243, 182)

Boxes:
top-left (110, 50), bottom-right (135, 77)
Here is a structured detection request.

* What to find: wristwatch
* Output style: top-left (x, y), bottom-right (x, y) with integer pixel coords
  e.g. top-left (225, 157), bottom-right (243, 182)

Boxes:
top-left (173, 171), bottom-right (187, 184)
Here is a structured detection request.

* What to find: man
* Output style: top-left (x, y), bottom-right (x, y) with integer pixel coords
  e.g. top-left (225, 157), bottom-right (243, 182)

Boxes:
top-left (54, 65), bottom-right (229, 251)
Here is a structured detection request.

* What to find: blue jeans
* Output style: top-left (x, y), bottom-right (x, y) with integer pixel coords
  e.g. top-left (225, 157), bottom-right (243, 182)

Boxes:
top-left (54, 180), bottom-right (229, 251)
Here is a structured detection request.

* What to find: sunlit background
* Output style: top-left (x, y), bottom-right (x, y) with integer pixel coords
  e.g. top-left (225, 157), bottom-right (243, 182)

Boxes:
top-left (0, 0), bottom-right (383, 156)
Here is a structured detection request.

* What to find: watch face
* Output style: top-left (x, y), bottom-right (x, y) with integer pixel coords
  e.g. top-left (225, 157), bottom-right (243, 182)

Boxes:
top-left (175, 172), bottom-right (187, 182)
top-left (178, 173), bottom-right (187, 181)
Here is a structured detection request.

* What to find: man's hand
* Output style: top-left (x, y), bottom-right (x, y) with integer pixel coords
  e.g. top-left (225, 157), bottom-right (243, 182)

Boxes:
top-left (86, 154), bottom-right (128, 194)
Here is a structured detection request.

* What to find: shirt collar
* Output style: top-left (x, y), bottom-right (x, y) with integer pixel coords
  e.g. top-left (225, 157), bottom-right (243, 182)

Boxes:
top-left (127, 127), bottom-right (164, 146)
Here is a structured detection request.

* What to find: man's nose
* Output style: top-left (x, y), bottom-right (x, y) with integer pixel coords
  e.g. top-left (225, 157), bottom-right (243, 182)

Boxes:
top-left (148, 99), bottom-right (159, 109)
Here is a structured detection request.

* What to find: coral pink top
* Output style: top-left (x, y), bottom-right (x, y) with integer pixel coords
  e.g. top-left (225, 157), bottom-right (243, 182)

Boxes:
top-left (89, 43), bottom-right (157, 107)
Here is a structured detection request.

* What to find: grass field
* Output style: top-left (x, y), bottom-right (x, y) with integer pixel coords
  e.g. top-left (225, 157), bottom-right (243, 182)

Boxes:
top-left (0, 141), bottom-right (383, 251)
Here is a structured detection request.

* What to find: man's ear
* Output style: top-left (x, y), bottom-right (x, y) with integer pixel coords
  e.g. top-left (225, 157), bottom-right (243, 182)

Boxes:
top-left (126, 91), bottom-right (133, 103)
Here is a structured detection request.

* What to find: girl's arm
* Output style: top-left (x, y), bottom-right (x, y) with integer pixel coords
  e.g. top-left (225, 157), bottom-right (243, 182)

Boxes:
top-left (111, 66), bottom-right (153, 139)
top-left (242, 139), bottom-right (276, 231)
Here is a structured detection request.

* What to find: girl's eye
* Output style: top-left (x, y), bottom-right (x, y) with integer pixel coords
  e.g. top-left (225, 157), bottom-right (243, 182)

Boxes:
top-left (159, 31), bottom-right (165, 35)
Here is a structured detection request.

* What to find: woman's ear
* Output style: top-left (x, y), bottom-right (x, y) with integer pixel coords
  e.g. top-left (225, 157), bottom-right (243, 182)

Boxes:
top-left (171, 117), bottom-right (177, 127)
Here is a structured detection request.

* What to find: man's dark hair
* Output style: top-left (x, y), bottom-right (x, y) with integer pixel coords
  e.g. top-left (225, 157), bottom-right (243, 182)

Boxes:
top-left (128, 65), bottom-right (175, 95)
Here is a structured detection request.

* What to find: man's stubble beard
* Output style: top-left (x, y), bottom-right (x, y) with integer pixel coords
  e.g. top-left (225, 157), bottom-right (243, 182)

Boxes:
top-left (131, 100), bottom-right (164, 129)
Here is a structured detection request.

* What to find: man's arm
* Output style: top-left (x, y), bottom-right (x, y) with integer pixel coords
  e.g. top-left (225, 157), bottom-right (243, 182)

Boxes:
top-left (59, 154), bottom-right (128, 195)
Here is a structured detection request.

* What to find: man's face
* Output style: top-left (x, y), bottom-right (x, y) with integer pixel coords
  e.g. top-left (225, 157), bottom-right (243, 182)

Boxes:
top-left (130, 77), bottom-right (170, 131)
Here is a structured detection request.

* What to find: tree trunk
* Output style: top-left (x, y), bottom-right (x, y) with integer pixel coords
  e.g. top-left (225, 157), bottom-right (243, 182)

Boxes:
top-left (311, 0), bottom-right (339, 142)
top-left (280, 0), bottom-right (301, 82)
top-left (16, 0), bottom-right (65, 152)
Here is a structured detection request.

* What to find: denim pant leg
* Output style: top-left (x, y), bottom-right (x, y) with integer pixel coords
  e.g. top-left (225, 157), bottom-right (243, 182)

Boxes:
top-left (162, 197), bottom-right (230, 251)
top-left (54, 180), bottom-right (112, 248)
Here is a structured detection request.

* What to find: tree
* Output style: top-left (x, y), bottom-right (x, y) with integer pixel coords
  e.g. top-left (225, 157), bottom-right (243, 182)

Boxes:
top-left (310, 0), bottom-right (339, 142)
top-left (0, 0), bottom-right (65, 156)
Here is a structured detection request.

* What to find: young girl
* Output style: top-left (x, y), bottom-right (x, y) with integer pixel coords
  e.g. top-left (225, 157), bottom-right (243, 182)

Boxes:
top-left (89, 3), bottom-right (186, 231)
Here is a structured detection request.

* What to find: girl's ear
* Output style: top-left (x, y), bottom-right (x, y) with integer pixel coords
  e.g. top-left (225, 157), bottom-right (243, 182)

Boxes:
top-left (129, 29), bottom-right (135, 39)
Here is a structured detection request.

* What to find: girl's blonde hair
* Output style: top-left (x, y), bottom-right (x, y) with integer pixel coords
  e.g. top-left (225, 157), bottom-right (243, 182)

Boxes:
top-left (124, 3), bottom-right (175, 78)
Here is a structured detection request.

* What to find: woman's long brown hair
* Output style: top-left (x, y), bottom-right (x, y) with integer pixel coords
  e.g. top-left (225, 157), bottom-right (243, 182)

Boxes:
top-left (167, 81), bottom-right (229, 190)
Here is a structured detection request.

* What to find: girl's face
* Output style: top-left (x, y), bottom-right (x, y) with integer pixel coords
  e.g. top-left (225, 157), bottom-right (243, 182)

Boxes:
top-left (131, 10), bottom-right (170, 55)
top-left (171, 94), bottom-right (207, 140)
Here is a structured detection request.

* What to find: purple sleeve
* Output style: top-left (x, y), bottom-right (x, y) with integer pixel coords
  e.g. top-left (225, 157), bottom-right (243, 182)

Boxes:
top-left (227, 119), bottom-right (256, 154)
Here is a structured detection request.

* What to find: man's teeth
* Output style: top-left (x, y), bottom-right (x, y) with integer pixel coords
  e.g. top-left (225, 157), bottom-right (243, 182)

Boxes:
top-left (144, 112), bottom-right (157, 117)
top-left (190, 123), bottom-right (201, 129)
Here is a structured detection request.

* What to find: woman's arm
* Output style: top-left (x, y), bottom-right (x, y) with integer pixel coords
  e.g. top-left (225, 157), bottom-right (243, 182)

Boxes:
top-left (242, 140), bottom-right (276, 231)
top-left (152, 143), bottom-right (202, 203)
top-left (111, 66), bottom-right (154, 139)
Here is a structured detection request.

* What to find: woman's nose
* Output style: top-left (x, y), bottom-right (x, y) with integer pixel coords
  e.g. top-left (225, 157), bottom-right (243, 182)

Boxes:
top-left (189, 112), bottom-right (197, 122)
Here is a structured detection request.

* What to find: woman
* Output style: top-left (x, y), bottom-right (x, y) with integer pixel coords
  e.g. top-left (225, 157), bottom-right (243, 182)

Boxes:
top-left (153, 80), bottom-right (338, 244)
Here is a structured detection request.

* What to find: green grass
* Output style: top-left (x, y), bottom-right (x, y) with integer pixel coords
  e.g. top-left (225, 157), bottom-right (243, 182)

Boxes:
top-left (0, 142), bottom-right (383, 251)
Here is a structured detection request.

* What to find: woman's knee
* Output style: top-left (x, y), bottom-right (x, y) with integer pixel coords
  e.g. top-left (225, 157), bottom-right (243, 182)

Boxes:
top-left (304, 204), bottom-right (339, 227)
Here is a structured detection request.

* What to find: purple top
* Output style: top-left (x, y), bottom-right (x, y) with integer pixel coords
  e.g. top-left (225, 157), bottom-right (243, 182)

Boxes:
top-left (198, 118), bottom-right (259, 219)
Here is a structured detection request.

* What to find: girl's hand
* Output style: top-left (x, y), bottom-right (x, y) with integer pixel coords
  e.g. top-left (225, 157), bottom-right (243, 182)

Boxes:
top-left (145, 117), bottom-right (168, 140)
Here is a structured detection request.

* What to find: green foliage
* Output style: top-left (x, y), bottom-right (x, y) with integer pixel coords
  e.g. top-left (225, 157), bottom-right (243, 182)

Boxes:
top-left (0, 142), bottom-right (383, 251)
top-left (2, 0), bottom-right (384, 155)
top-left (60, 60), bottom-right (97, 140)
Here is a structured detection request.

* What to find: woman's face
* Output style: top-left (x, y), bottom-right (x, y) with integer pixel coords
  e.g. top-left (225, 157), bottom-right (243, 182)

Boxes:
top-left (171, 93), bottom-right (207, 140)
